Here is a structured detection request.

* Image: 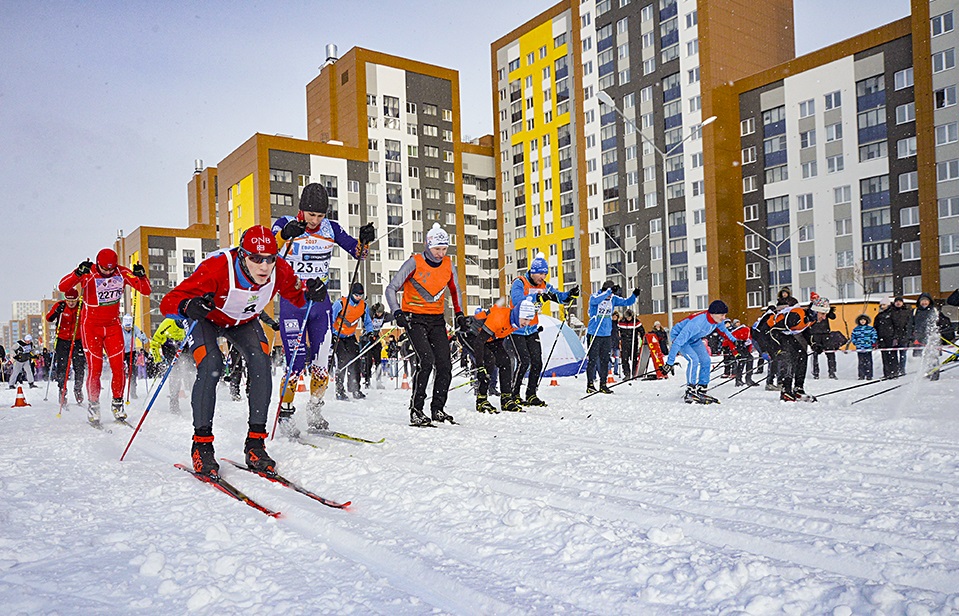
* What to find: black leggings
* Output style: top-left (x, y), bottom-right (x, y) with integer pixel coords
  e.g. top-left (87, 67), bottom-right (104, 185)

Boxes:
top-left (474, 336), bottom-right (512, 397)
top-left (509, 332), bottom-right (542, 398)
top-left (189, 318), bottom-right (270, 431)
top-left (335, 335), bottom-right (361, 394)
top-left (408, 314), bottom-right (452, 414)
top-left (53, 337), bottom-right (85, 392)
top-left (772, 332), bottom-right (807, 391)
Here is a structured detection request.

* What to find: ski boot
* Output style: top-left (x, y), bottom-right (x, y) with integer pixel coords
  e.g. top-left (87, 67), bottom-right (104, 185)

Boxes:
top-left (244, 427), bottom-right (276, 474)
top-left (75, 388), bottom-right (84, 405)
top-left (306, 400), bottom-right (330, 433)
top-left (191, 430), bottom-right (219, 478)
top-left (599, 385), bottom-right (614, 395)
top-left (502, 394), bottom-right (524, 413)
top-left (794, 387), bottom-right (817, 402)
top-left (525, 394), bottom-right (548, 407)
top-left (277, 404), bottom-right (301, 439)
top-left (684, 386), bottom-right (701, 404)
top-left (364, 380), bottom-right (371, 389)
top-left (432, 408), bottom-right (455, 424)
top-left (352, 390), bottom-right (366, 400)
top-left (828, 373), bottom-right (837, 380)
top-left (87, 401), bottom-right (101, 425)
top-left (780, 388), bottom-right (798, 402)
top-left (585, 382), bottom-right (597, 395)
top-left (111, 397), bottom-right (127, 421)
top-left (476, 394), bottom-right (496, 413)
top-left (410, 409), bottom-right (433, 427)
top-left (695, 385), bottom-right (719, 404)
top-left (335, 388), bottom-right (350, 401)
top-left (28, 382), bottom-right (38, 389)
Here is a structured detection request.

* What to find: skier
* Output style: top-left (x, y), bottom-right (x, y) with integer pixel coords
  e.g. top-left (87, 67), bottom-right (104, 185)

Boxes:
top-left (121, 314), bottom-right (149, 399)
top-left (45, 288), bottom-right (86, 404)
top-left (585, 282), bottom-right (638, 394)
top-left (271, 183), bottom-right (375, 437)
top-left (58, 248), bottom-right (152, 423)
top-left (509, 252), bottom-right (578, 406)
top-left (851, 314), bottom-right (878, 380)
top-left (159, 225), bottom-right (326, 477)
top-left (726, 319), bottom-right (757, 387)
top-left (8, 334), bottom-right (38, 389)
top-left (762, 297), bottom-right (831, 401)
top-left (660, 300), bottom-right (737, 404)
top-left (150, 316), bottom-right (188, 412)
top-left (751, 305), bottom-right (779, 390)
top-left (617, 309), bottom-right (645, 379)
top-left (472, 298), bottom-right (536, 413)
top-left (363, 303), bottom-right (391, 389)
top-left (386, 223), bottom-right (466, 426)
top-left (331, 282), bottom-right (374, 400)
top-left (225, 312), bottom-right (280, 401)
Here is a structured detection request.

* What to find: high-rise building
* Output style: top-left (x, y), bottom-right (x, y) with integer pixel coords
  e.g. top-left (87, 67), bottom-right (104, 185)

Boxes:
top-left (11, 301), bottom-right (41, 321)
top-left (492, 0), bottom-right (794, 326)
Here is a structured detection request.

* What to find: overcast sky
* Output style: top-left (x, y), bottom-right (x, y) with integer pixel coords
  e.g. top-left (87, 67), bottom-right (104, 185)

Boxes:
top-left (0, 0), bottom-right (911, 323)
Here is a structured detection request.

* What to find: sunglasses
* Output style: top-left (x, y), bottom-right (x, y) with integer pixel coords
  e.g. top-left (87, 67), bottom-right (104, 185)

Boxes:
top-left (241, 249), bottom-right (277, 265)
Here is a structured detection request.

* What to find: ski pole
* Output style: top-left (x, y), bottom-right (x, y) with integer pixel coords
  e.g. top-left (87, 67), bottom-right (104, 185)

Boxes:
top-left (56, 297), bottom-right (84, 418)
top-left (327, 258), bottom-right (364, 372)
top-left (120, 320), bottom-right (198, 461)
top-left (850, 358), bottom-right (959, 405)
top-left (336, 328), bottom-right (392, 374)
top-left (576, 311), bottom-right (608, 378)
top-left (538, 298), bottom-right (575, 387)
top-left (269, 299), bottom-right (314, 441)
top-left (125, 291), bottom-right (141, 405)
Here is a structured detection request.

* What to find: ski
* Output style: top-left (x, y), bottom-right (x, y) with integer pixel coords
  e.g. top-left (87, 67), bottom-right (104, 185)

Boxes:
top-left (174, 463), bottom-right (281, 517)
top-left (220, 458), bottom-right (351, 509)
top-left (303, 430), bottom-right (386, 445)
top-left (88, 420), bottom-right (113, 434)
top-left (115, 419), bottom-right (135, 430)
top-left (580, 376), bottom-right (637, 401)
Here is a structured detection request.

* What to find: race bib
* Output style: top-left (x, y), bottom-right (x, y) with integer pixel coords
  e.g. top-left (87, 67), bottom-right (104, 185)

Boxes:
top-left (597, 298), bottom-right (613, 316)
top-left (95, 275), bottom-right (124, 305)
top-left (285, 224), bottom-right (335, 282)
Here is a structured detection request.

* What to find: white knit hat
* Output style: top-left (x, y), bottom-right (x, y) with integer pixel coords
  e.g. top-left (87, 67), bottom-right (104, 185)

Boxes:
top-left (122, 315), bottom-right (133, 328)
top-left (426, 223), bottom-right (450, 248)
top-left (518, 298), bottom-right (537, 321)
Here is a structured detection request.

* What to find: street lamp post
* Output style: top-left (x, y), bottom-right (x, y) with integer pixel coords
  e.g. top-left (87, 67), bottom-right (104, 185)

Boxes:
top-left (738, 221), bottom-right (804, 304)
top-left (597, 90), bottom-right (715, 329)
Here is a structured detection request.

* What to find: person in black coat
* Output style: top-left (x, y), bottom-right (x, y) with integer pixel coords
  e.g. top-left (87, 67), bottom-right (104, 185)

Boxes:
top-left (889, 296), bottom-right (914, 376)
top-left (873, 299), bottom-right (898, 378)
top-left (650, 321), bottom-right (669, 355)
top-left (617, 310), bottom-right (645, 379)
top-left (808, 295), bottom-right (837, 379)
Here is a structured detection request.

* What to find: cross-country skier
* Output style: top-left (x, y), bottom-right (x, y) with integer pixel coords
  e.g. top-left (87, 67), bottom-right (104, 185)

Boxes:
top-left (58, 248), bottom-right (152, 424)
top-left (8, 334), bottom-right (38, 389)
top-left (271, 183), bottom-right (375, 437)
top-left (386, 223), bottom-right (466, 426)
top-left (150, 316), bottom-right (188, 412)
top-left (472, 298), bottom-right (536, 413)
top-left (760, 296), bottom-right (831, 401)
top-left (660, 300), bottom-right (737, 404)
top-left (331, 282), bottom-right (374, 400)
top-left (585, 282), bottom-right (638, 394)
top-left (363, 303), bottom-right (391, 389)
top-left (159, 225), bottom-right (327, 477)
top-left (45, 288), bottom-right (85, 404)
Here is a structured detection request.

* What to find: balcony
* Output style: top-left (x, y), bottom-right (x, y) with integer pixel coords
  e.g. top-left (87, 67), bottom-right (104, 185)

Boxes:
top-left (559, 133), bottom-right (572, 148)
top-left (664, 113), bottom-right (683, 130)
top-left (660, 2), bottom-right (677, 20)
top-left (597, 36), bottom-right (614, 53)
top-left (771, 269), bottom-right (792, 285)
top-left (663, 85), bottom-right (681, 102)
top-left (605, 235), bottom-right (621, 250)
top-left (599, 61), bottom-right (615, 77)
top-left (601, 110), bottom-right (617, 126)
top-left (670, 279), bottom-right (689, 293)
top-left (863, 257), bottom-right (893, 275)
top-left (668, 224), bottom-right (687, 238)
top-left (511, 111), bottom-right (523, 123)
top-left (513, 152), bottom-right (524, 164)
top-left (666, 169), bottom-right (685, 184)
top-left (764, 150), bottom-right (787, 168)
top-left (862, 224), bottom-right (892, 243)
top-left (557, 88), bottom-right (569, 102)
top-left (560, 181), bottom-right (573, 193)
top-left (510, 89), bottom-right (521, 102)
top-left (385, 150), bottom-right (401, 161)
top-left (561, 202), bottom-right (574, 215)
top-left (601, 136), bottom-right (618, 151)
top-left (515, 193), bottom-right (526, 206)
top-left (767, 210), bottom-right (790, 226)
top-left (556, 65), bottom-right (568, 80)
top-left (769, 240), bottom-right (790, 256)
top-left (858, 125), bottom-right (887, 145)
top-left (602, 162), bottom-right (619, 176)
top-left (387, 215), bottom-right (403, 226)
top-left (763, 119), bottom-right (786, 137)
top-left (606, 262), bottom-right (623, 276)
top-left (857, 90), bottom-right (886, 112)
top-left (559, 157), bottom-right (572, 170)
top-left (563, 249), bottom-right (576, 260)
top-left (603, 186), bottom-right (619, 201)
top-left (386, 194), bottom-right (403, 205)
top-left (861, 190), bottom-right (891, 210)
top-left (661, 29), bottom-right (679, 49)
top-left (670, 251), bottom-right (688, 265)
top-left (513, 174), bottom-right (524, 186)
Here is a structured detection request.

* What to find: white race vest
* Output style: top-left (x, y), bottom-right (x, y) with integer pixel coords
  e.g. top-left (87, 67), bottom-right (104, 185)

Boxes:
top-left (95, 274), bottom-right (124, 306)
top-left (219, 252), bottom-right (276, 325)
top-left (284, 218), bottom-right (336, 282)
top-left (597, 298), bottom-right (613, 317)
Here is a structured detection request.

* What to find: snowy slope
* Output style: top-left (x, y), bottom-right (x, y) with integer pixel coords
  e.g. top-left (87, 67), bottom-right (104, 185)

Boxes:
top-left (2, 354), bottom-right (959, 615)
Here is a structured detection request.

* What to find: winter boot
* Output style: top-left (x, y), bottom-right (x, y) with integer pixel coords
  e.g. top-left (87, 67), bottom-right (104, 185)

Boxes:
top-left (87, 401), bottom-right (101, 424)
top-left (476, 395), bottom-right (496, 413)
top-left (244, 426), bottom-right (276, 474)
top-left (431, 408), bottom-right (455, 424)
top-left (780, 388), bottom-right (797, 402)
top-left (793, 387), bottom-right (817, 402)
top-left (191, 431), bottom-right (219, 478)
top-left (828, 372), bottom-right (837, 380)
top-left (599, 384), bottom-right (614, 394)
top-left (111, 397), bottom-right (127, 421)
top-left (28, 382), bottom-right (38, 389)
top-left (503, 394), bottom-right (524, 413)
top-left (75, 387), bottom-right (84, 404)
top-left (696, 385), bottom-right (719, 404)
top-left (306, 399), bottom-right (329, 433)
top-left (410, 409), bottom-right (433, 427)
top-left (525, 394), bottom-right (548, 407)
top-left (277, 405), bottom-right (301, 439)
top-left (684, 386), bottom-right (701, 404)
top-left (585, 382), bottom-right (597, 395)
top-left (335, 388), bottom-right (350, 401)
top-left (352, 390), bottom-right (366, 400)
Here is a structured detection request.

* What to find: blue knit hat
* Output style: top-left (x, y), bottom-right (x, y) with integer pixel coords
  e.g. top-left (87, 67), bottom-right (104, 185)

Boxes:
top-left (529, 252), bottom-right (549, 275)
top-left (708, 300), bottom-right (729, 314)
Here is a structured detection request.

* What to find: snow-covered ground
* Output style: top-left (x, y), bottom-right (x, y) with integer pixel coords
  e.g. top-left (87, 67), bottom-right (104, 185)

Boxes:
top-left (2, 353), bottom-right (959, 615)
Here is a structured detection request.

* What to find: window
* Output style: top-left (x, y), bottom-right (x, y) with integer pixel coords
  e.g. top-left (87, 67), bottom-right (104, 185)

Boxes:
top-left (827, 154), bottom-right (844, 173)
top-left (688, 67), bottom-right (700, 83)
top-left (834, 186), bottom-right (852, 204)
top-left (903, 275), bottom-right (922, 295)
top-left (901, 205), bottom-right (919, 227)
top-left (745, 234), bottom-right (760, 251)
top-left (797, 193), bottom-right (813, 211)
top-left (900, 240), bottom-right (921, 261)
top-left (802, 161), bottom-right (818, 178)
top-left (836, 250), bottom-right (854, 268)
top-left (798, 224), bottom-right (814, 242)
top-left (940, 197), bottom-right (959, 218)
top-left (762, 106), bottom-right (785, 125)
top-left (824, 91), bottom-right (841, 110)
top-left (650, 245), bottom-right (663, 260)
top-left (799, 256), bottom-right (816, 273)
top-left (933, 49), bottom-right (956, 73)
top-left (901, 171), bottom-right (919, 191)
top-left (932, 11), bottom-right (954, 37)
top-left (938, 122), bottom-right (959, 145)
top-left (897, 137), bottom-right (917, 159)
top-left (937, 160), bottom-right (959, 182)
top-left (766, 165), bottom-right (788, 183)
top-left (825, 123), bottom-right (842, 142)
top-left (685, 10), bottom-right (697, 27)
top-left (799, 99), bottom-right (815, 118)
top-left (896, 102), bottom-right (915, 124)
top-left (894, 68), bottom-right (913, 90)
top-left (747, 291), bottom-right (764, 308)
top-left (800, 129), bottom-right (816, 149)
top-left (836, 218), bottom-right (852, 236)
top-left (692, 152), bottom-right (704, 168)
top-left (643, 58), bottom-right (656, 75)
top-left (744, 204), bottom-right (759, 222)
top-left (935, 85), bottom-right (957, 109)
top-left (687, 39), bottom-right (699, 56)
top-left (746, 262), bottom-right (760, 279)
top-left (764, 134), bottom-right (787, 154)
top-left (942, 233), bottom-right (959, 255)
top-left (766, 195), bottom-right (788, 213)
top-left (695, 266), bottom-right (707, 281)
top-left (269, 169), bottom-right (293, 183)
top-left (859, 141), bottom-right (887, 161)
top-left (742, 146), bottom-right (756, 164)
top-left (740, 117), bottom-right (755, 136)
top-left (689, 95), bottom-right (702, 112)
top-left (743, 176), bottom-right (757, 192)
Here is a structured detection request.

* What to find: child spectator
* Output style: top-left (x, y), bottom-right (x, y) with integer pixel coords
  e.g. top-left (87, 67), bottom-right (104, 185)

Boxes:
top-left (851, 314), bottom-right (878, 380)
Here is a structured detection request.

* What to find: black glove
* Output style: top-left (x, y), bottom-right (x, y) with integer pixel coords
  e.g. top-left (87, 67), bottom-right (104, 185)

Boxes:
top-left (632, 288), bottom-right (641, 297)
top-left (280, 219), bottom-right (308, 240)
top-left (75, 259), bottom-right (93, 277)
top-left (359, 223), bottom-right (376, 244)
top-left (611, 285), bottom-right (621, 295)
top-left (132, 263), bottom-right (146, 278)
top-left (305, 278), bottom-right (328, 303)
top-left (811, 343), bottom-right (823, 354)
top-left (567, 285), bottom-right (580, 299)
top-left (535, 292), bottom-right (557, 305)
top-left (51, 303), bottom-right (65, 320)
top-left (455, 312), bottom-right (469, 332)
top-left (660, 363), bottom-right (675, 376)
top-left (179, 293), bottom-right (215, 321)
top-left (394, 310), bottom-right (409, 329)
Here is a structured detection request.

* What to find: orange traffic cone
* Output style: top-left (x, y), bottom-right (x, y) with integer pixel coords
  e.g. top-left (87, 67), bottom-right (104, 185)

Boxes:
top-left (297, 374), bottom-right (307, 392)
top-left (11, 386), bottom-right (31, 407)
top-left (607, 368), bottom-right (616, 385)
top-left (401, 372), bottom-right (410, 390)
top-left (549, 372), bottom-right (559, 386)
